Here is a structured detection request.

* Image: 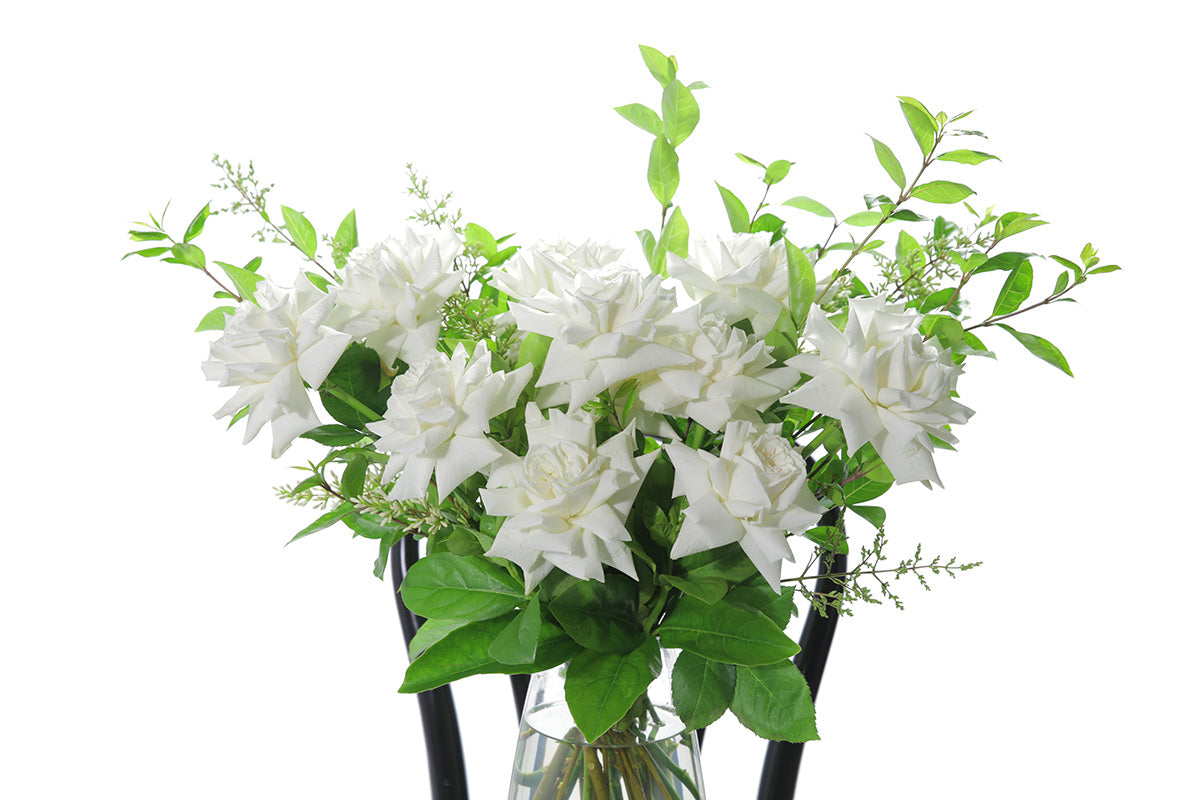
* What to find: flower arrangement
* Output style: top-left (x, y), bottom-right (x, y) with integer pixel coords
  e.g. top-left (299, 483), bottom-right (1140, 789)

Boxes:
top-left (126, 45), bottom-right (1118, 796)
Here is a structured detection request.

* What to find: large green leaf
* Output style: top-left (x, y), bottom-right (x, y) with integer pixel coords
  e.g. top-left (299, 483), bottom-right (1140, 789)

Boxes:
top-left (869, 136), bottom-right (906, 190)
top-left (657, 594), bottom-right (799, 666)
top-left (662, 80), bottom-right (700, 146)
top-left (910, 181), bottom-right (974, 204)
top-left (731, 661), bottom-right (818, 743)
top-left (996, 324), bottom-right (1073, 376)
top-left (319, 343), bottom-right (390, 427)
top-left (614, 103), bottom-right (664, 137)
top-left (786, 240), bottom-right (816, 329)
top-left (716, 182), bottom-right (750, 233)
top-left (565, 638), bottom-right (661, 742)
top-left (281, 206), bottom-right (318, 259)
top-left (287, 502), bottom-right (356, 544)
top-left (549, 574), bottom-right (644, 654)
top-left (671, 651), bottom-right (735, 729)
top-left (648, 136), bottom-right (680, 206)
top-left (489, 598), bottom-right (542, 665)
top-left (897, 96), bottom-right (937, 156)
top-left (937, 149), bottom-right (999, 165)
top-left (400, 554), bottom-right (525, 621)
top-left (400, 616), bottom-right (580, 693)
top-left (992, 259), bottom-right (1034, 317)
top-left (183, 202), bottom-right (212, 243)
top-left (782, 196), bottom-right (835, 218)
top-left (638, 44), bottom-right (675, 87)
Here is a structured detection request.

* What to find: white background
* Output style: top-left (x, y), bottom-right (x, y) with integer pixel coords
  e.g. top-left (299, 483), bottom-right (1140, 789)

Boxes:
top-left (2, 2), bottom-right (1197, 798)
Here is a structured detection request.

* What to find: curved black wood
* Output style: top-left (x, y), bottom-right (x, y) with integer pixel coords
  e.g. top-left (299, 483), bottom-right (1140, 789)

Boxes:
top-left (391, 536), bottom-right (470, 800)
top-left (756, 526), bottom-right (846, 800)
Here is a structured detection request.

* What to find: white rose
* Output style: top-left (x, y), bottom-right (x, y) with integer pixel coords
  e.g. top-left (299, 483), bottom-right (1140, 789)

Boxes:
top-left (638, 316), bottom-right (802, 432)
top-left (331, 227), bottom-right (464, 367)
top-left (482, 405), bottom-right (656, 592)
top-left (201, 275), bottom-right (352, 457)
top-left (666, 232), bottom-right (790, 336)
top-left (664, 421), bottom-right (824, 592)
top-left (784, 296), bottom-right (974, 486)
top-left (490, 239), bottom-right (622, 301)
top-left (509, 267), bottom-right (695, 411)
top-left (366, 341), bottom-right (531, 502)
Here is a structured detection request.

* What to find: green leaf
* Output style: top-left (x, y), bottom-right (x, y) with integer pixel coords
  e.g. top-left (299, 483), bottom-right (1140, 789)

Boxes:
top-left (782, 196), bottom-right (835, 219)
top-left (400, 616), bottom-right (580, 692)
top-left (400, 554), bottom-right (526, 621)
top-left (672, 651), bottom-right (735, 730)
top-left (653, 206), bottom-right (689, 277)
top-left (195, 306), bottom-right (235, 332)
top-left (340, 454), bottom-right (368, 498)
top-left (687, 80), bottom-right (708, 90)
top-left (911, 181), bottom-right (974, 204)
top-left (333, 209), bottom-right (358, 267)
top-left (764, 159), bottom-right (793, 186)
top-left (122, 245), bottom-right (172, 260)
top-left (657, 594), bottom-right (799, 666)
top-left (639, 44), bottom-right (674, 87)
top-left (648, 136), bottom-right (680, 206)
top-left (715, 182), bottom-right (751, 233)
top-left (300, 424), bottom-right (365, 446)
top-left (869, 136), bottom-right (906, 190)
top-left (565, 638), bottom-right (661, 742)
top-left (736, 152), bottom-right (766, 169)
top-left (996, 324), bottom-right (1073, 376)
top-left (786, 240), bottom-right (816, 328)
top-left (849, 504), bottom-right (886, 530)
top-left (898, 96), bottom-right (938, 157)
top-left (216, 260), bottom-right (265, 302)
top-left (731, 661), bottom-right (818, 743)
top-left (281, 206), bottom-right (318, 259)
top-left (489, 599), bottom-right (542, 665)
top-left (287, 502), bottom-right (356, 544)
top-left (636, 229), bottom-right (657, 266)
top-left (937, 149), bottom-right (999, 165)
top-left (726, 583), bottom-right (795, 629)
top-left (659, 574), bottom-right (729, 605)
top-left (1089, 264), bottom-right (1121, 274)
top-left (184, 202), bottom-right (212, 243)
top-left (804, 525), bottom-right (849, 554)
top-left (992, 259), bottom-right (1034, 316)
top-left (407, 618), bottom-right (471, 661)
top-left (973, 251), bottom-right (1034, 275)
top-left (614, 103), bottom-right (664, 137)
top-left (662, 80), bottom-right (700, 146)
top-left (343, 512), bottom-right (394, 540)
top-left (167, 242), bottom-right (205, 269)
top-left (319, 343), bottom-right (390, 427)
top-left (550, 574), bottom-right (644, 654)
top-left (995, 211), bottom-right (1048, 242)
top-left (843, 210), bottom-right (885, 227)
top-left (749, 212), bottom-right (785, 235)
top-left (128, 229), bottom-right (170, 242)
top-left (921, 313), bottom-right (965, 352)
top-left (842, 476), bottom-right (891, 505)
top-left (516, 331), bottom-right (553, 384)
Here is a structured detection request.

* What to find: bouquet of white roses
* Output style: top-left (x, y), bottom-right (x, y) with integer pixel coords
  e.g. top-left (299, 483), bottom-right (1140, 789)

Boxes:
top-left (126, 45), bottom-right (1117, 798)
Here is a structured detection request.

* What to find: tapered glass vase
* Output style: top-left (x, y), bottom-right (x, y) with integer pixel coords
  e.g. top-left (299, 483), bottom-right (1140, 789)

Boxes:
top-left (506, 648), bottom-right (705, 800)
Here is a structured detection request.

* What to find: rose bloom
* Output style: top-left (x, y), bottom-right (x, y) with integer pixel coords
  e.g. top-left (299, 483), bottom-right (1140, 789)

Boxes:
top-left (331, 227), bottom-right (464, 367)
top-left (482, 405), bottom-right (656, 592)
top-left (666, 232), bottom-right (790, 336)
top-left (784, 296), bottom-right (973, 486)
top-left (664, 421), bottom-right (825, 592)
top-left (201, 275), bottom-right (351, 457)
top-left (489, 239), bottom-right (623, 301)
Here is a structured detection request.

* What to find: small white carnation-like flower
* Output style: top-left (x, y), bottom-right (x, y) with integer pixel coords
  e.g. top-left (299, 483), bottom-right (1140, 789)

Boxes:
top-left (508, 266), bottom-right (695, 411)
top-left (664, 421), bottom-right (824, 592)
top-left (366, 341), bottom-right (532, 503)
top-left (666, 232), bottom-right (790, 336)
top-left (201, 276), bottom-right (352, 458)
top-left (784, 296), bottom-right (974, 486)
top-left (482, 405), bottom-right (657, 592)
top-left (490, 239), bottom-right (623, 300)
top-left (638, 316), bottom-right (802, 432)
top-left (331, 227), bottom-right (464, 367)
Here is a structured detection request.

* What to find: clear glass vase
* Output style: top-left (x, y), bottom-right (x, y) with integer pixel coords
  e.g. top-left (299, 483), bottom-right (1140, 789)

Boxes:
top-left (507, 648), bottom-right (706, 800)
